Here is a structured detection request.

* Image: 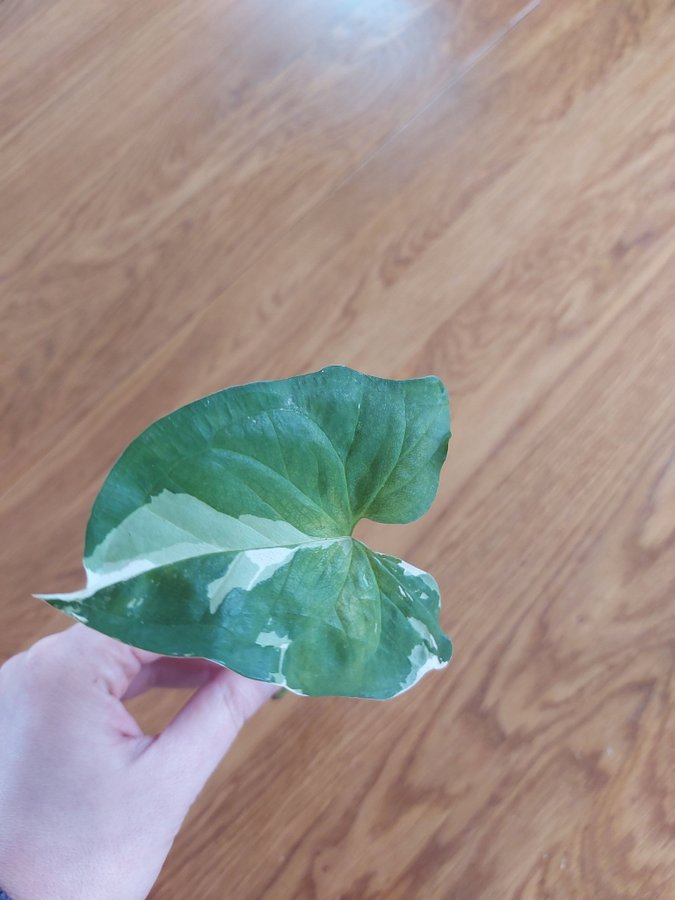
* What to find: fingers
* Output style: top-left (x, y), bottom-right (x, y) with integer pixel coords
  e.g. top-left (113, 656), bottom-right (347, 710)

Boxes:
top-left (35, 627), bottom-right (224, 702)
top-left (21, 625), bottom-right (162, 699)
top-left (18, 625), bottom-right (277, 800)
top-left (142, 668), bottom-right (278, 799)
top-left (123, 657), bottom-right (223, 700)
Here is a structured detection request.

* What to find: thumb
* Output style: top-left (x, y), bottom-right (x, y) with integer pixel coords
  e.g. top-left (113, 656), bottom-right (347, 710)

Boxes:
top-left (141, 668), bottom-right (278, 800)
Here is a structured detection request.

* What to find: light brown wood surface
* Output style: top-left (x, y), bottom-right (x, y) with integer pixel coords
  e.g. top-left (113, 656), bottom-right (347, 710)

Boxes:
top-left (1, 0), bottom-right (674, 897)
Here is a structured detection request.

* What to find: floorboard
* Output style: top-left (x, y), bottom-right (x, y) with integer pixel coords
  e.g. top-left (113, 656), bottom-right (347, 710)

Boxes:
top-left (1, 0), bottom-right (674, 897)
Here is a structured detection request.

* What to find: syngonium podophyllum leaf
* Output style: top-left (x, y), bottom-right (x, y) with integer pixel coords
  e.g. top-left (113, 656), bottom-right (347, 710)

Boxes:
top-left (37, 366), bottom-right (452, 699)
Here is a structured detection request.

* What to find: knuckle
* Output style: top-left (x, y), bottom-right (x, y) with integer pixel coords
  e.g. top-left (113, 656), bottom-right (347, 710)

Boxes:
top-left (20, 634), bottom-right (67, 685)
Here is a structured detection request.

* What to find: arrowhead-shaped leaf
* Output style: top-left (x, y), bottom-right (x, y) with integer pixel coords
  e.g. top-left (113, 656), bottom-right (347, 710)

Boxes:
top-left (37, 366), bottom-right (452, 699)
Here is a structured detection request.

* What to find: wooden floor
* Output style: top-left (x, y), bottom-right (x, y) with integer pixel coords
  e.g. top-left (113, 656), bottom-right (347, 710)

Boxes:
top-left (2, 0), bottom-right (674, 897)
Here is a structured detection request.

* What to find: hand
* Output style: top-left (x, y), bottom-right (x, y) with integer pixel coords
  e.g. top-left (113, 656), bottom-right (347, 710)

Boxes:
top-left (0, 625), bottom-right (276, 900)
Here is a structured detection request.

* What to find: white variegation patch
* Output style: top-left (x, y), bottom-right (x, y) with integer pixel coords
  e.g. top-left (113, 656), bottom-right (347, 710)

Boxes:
top-left (87, 491), bottom-right (314, 574)
top-left (407, 616), bottom-right (439, 652)
top-left (237, 514), bottom-right (311, 544)
top-left (398, 559), bottom-right (439, 605)
top-left (397, 559), bottom-right (427, 579)
top-left (36, 559), bottom-right (157, 602)
top-left (37, 490), bottom-right (349, 606)
top-left (399, 641), bottom-right (447, 693)
top-left (207, 549), bottom-right (296, 613)
top-left (255, 629), bottom-right (292, 684)
top-left (52, 602), bottom-right (89, 624)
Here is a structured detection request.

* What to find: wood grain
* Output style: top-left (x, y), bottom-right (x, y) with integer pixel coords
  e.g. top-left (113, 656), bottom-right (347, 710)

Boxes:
top-left (0, 0), bottom-right (528, 488)
top-left (2, 0), bottom-right (674, 898)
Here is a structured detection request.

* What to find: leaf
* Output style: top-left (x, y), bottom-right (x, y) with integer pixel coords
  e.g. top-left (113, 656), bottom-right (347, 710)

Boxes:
top-left (37, 366), bottom-right (452, 699)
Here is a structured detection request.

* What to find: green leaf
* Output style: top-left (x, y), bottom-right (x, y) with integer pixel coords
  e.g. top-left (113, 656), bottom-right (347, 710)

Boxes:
top-left (37, 366), bottom-right (452, 699)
